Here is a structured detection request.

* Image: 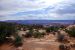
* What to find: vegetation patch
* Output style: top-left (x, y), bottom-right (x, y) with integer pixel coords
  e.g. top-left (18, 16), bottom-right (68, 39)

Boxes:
top-left (65, 27), bottom-right (75, 37)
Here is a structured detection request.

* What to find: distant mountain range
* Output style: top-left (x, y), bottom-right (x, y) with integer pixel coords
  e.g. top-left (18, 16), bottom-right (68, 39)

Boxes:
top-left (1, 20), bottom-right (75, 25)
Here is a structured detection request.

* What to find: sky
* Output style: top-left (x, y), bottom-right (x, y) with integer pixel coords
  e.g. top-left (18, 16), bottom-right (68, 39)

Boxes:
top-left (0, 0), bottom-right (75, 21)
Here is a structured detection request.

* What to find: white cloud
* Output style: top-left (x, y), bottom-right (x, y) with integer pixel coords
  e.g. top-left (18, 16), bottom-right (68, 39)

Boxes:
top-left (0, 0), bottom-right (63, 15)
top-left (0, 0), bottom-right (75, 20)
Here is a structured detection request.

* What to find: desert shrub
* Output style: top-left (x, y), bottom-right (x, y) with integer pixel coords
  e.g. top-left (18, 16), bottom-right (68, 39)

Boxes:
top-left (41, 32), bottom-right (45, 36)
top-left (33, 32), bottom-right (45, 38)
top-left (60, 25), bottom-right (66, 29)
top-left (57, 34), bottom-right (65, 42)
top-left (46, 26), bottom-right (59, 33)
top-left (25, 30), bottom-right (33, 38)
top-left (25, 29), bottom-right (45, 38)
top-left (14, 36), bottom-right (23, 47)
top-left (0, 33), bottom-right (6, 44)
top-left (59, 44), bottom-right (71, 50)
top-left (59, 44), bottom-right (66, 50)
top-left (33, 32), bottom-right (40, 38)
top-left (59, 44), bottom-right (70, 50)
top-left (46, 27), bottom-right (51, 33)
top-left (0, 22), bottom-right (17, 44)
top-left (65, 27), bottom-right (75, 37)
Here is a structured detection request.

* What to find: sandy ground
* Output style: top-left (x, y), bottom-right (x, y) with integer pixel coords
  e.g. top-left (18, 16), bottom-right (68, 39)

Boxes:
top-left (22, 34), bottom-right (59, 50)
top-left (0, 31), bottom-right (75, 50)
top-left (0, 34), bottom-right (59, 50)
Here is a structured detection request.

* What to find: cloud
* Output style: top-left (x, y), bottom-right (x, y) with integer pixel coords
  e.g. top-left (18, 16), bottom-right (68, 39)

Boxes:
top-left (54, 3), bottom-right (75, 14)
top-left (0, 0), bottom-right (75, 20)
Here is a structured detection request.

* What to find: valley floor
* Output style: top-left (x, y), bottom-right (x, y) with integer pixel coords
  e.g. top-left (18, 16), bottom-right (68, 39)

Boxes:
top-left (0, 33), bottom-right (75, 50)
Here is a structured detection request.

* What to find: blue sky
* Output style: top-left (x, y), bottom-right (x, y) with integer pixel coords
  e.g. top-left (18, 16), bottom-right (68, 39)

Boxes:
top-left (0, 0), bottom-right (75, 21)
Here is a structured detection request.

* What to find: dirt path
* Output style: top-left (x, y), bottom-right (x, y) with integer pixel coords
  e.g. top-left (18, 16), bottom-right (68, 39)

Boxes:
top-left (22, 34), bottom-right (60, 50)
top-left (0, 43), bottom-right (15, 50)
top-left (0, 34), bottom-right (75, 50)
